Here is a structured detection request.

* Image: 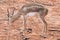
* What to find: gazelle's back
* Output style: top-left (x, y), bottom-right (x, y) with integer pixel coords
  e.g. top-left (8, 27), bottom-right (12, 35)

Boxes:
top-left (21, 3), bottom-right (45, 13)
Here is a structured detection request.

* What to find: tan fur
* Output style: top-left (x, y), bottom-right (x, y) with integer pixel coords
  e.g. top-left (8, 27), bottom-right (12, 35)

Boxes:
top-left (7, 3), bottom-right (48, 38)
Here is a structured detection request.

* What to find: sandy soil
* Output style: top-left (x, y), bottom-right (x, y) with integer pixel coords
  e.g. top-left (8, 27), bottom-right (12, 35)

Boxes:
top-left (0, 0), bottom-right (60, 40)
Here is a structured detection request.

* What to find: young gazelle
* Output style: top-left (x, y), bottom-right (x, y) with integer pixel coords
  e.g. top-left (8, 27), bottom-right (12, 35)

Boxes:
top-left (10, 3), bottom-right (48, 38)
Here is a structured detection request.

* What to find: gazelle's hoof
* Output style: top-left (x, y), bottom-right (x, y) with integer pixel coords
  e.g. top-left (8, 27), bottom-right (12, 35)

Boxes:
top-left (40, 34), bottom-right (47, 38)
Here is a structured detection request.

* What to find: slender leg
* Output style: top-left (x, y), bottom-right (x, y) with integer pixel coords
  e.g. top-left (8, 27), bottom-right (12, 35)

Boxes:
top-left (40, 16), bottom-right (47, 37)
top-left (21, 14), bottom-right (27, 40)
top-left (23, 15), bottom-right (26, 31)
top-left (39, 8), bottom-right (48, 38)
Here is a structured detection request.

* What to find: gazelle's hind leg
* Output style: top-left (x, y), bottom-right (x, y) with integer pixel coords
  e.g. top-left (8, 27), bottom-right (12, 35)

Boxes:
top-left (40, 16), bottom-right (47, 38)
top-left (39, 8), bottom-right (48, 38)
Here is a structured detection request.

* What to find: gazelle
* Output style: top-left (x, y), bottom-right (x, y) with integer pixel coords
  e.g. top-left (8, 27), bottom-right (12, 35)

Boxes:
top-left (8, 3), bottom-right (48, 38)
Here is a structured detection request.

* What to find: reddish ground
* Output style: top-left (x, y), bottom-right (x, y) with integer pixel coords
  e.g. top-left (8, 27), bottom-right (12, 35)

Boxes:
top-left (0, 0), bottom-right (60, 40)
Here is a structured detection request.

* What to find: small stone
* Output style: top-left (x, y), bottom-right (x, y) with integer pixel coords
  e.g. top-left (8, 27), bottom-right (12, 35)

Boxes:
top-left (23, 38), bottom-right (29, 40)
top-left (27, 28), bottom-right (32, 33)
